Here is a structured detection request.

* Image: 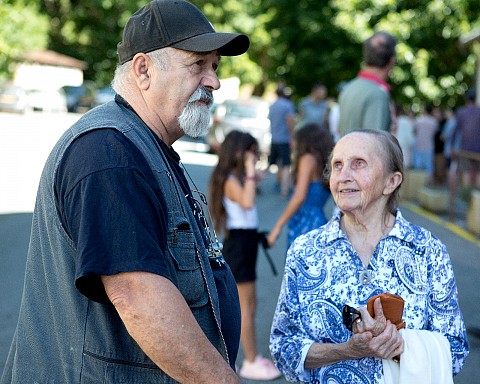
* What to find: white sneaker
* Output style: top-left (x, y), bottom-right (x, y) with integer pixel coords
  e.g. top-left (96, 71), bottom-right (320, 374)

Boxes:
top-left (239, 355), bottom-right (283, 381)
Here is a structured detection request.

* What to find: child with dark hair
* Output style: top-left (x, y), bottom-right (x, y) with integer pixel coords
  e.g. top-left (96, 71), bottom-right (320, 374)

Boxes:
top-left (209, 130), bottom-right (282, 381)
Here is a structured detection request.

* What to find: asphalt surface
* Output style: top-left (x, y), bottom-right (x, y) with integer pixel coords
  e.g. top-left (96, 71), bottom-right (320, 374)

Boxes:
top-left (0, 113), bottom-right (479, 383)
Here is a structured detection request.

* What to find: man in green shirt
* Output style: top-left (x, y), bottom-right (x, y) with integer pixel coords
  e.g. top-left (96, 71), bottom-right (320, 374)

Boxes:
top-left (338, 31), bottom-right (397, 136)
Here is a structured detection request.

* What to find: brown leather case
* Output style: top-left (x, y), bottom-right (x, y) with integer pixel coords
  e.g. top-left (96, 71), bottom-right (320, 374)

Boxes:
top-left (367, 293), bottom-right (406, 330)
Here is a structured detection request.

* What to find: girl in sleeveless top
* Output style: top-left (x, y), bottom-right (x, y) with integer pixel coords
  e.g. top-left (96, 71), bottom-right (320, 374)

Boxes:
top-left (209, 130), bottom-right (282, 381)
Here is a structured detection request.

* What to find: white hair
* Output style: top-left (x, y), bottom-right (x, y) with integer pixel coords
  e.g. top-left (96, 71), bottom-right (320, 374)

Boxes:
top-left (111, 48), bottom-right (171, 95)
top-left (179, 87), bottom-right (214, 138)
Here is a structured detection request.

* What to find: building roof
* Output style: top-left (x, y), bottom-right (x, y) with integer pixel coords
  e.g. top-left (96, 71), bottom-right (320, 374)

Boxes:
top-left (460, 28), bottom-right (480, 47)
top-left (22, 50), bottom-right (87, 70)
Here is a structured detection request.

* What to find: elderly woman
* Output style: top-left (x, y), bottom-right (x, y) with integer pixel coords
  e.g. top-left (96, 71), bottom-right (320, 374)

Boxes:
top-left (269, 130), bottom-right (469, 383)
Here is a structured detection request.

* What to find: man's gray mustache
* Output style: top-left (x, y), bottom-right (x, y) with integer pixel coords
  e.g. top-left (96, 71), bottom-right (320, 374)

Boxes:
top-left (188, 87), bottom-right (214, 106)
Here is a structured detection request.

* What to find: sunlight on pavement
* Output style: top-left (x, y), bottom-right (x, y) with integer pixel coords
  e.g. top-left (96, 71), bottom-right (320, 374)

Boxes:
top-left (0, 111), bottom-right (216, 214)
top-left (172, 140), bottom-right (218, 166)
top-left (0, 112), bottom-right (81, 214)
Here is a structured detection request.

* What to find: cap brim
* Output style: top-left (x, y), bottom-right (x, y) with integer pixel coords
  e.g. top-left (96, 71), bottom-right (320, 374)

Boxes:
top-left (170, 32), bottom-right (249, 56)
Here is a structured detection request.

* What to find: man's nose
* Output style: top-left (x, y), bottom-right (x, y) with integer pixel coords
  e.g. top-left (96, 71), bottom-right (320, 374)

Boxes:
top-left (202, 70), bottom-right (220, 91)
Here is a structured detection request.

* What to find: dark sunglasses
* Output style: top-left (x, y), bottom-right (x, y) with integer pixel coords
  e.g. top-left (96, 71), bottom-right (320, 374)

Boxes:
top-left (342, 305), bottom-right (362, 332)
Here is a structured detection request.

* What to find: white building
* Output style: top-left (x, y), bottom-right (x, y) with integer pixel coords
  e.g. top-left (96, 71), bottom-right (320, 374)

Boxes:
top-left (14, 50), bottom-right (86, 91)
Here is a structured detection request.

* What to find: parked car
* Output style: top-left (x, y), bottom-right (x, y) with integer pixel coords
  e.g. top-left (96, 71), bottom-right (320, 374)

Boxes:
top-left (93, 86), bottom-right (116, 107)
top-left (207, 97), bottom-right (271, 157)
top-left (27, 88), bottom-right (67, 113)
top-left (62, 82), bottom-right (95, 113)
top-left (0, 83), bottom-right (30, 114)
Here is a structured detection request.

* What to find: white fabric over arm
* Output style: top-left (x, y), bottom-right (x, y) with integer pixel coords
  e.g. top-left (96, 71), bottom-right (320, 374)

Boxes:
top-left (383, 329), bottom-right (453, 384)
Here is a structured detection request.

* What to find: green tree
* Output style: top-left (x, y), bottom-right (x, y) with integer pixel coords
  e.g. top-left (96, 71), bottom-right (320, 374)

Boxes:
top-left (258, 0), bottom-right (360, 101)
top-left (8, 0), bottom-right (480, 109)
top-left (0, 1), bottom-right (49, 82)
top-left (41, 0), bottom-right (262, 87)
top-left (260, 0), bottom-right (480, 107)
top-left (331, 0), bottom-right (480, 108)
top-left (197, 0), bottom-right (264, 87)
top-left (40, 0), bottom-right (143, 85)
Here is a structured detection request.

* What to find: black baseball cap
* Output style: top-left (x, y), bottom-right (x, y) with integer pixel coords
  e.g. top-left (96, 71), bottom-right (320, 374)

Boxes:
top-left (117, 0), bottom-right (250, 64)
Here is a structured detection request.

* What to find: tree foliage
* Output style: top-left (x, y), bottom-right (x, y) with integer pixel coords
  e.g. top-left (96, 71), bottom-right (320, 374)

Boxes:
top-left (39, 0), bottom-right (142, 85)
top-left (258, 0), bottom-right (361, 100)
top-left (260, 0), bottom-right (480, 107)
top-left (0, 0), bottom-right (49, 82)
top-left (330, 0), bottom-right (480, 108)
top-left (3, 0), bottom-right (480, 108)
top-left (192, 0), bottom-right (265, 88)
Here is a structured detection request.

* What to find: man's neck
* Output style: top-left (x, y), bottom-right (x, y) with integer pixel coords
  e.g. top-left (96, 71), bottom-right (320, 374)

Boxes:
top-left (360, 66), bottom-right (389, 82)
top-left (121, 93), bottom-right (178, 146)
top-left (358, 67), bottom-right (391, 92)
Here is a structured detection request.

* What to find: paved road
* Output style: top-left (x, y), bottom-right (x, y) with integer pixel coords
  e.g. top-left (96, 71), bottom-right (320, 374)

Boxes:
top-left (0, 112), bottom-right (478, 383)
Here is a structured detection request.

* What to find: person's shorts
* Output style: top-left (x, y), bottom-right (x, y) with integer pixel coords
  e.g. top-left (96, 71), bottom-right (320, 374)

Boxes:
top-left (222, 229), bottom-right (258, 283)
top-left (269, 143), bottom-right (291, 167)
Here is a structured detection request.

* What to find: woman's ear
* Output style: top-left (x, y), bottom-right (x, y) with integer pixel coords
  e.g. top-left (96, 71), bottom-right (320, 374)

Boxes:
top-left (383, 171), bottom-right (403, 196)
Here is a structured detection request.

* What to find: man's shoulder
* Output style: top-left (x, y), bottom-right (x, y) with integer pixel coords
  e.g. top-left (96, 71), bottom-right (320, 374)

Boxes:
top-left (279, 97), bottom-right (294, 106)
top-left (457, 104), bottom-right (480, 115)
top-left (417, 114), bottom-right (437, 123)
top-left (455, 105), bottom-right (468, 115)
top-left (341, 77), bottom-right (387, 100)
top-left (270, 97), bottom-right (294, 110)
top-left (342, 77), bottom-right (371, 89)
top-left (71, 127), bottom-right (127, 150)
top-left (299, 97), bottom-right (311, 107)
top-left (62, 128), bottom-right (149, 179)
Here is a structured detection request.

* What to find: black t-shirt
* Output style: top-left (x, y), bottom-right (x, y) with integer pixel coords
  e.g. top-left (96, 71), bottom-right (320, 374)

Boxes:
top-left (55, 128), bottom-right (170, 302)
top-left (54, 116), bottom-right (240, 367)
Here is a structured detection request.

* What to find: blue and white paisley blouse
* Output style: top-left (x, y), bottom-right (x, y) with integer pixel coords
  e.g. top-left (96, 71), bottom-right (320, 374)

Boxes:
top-left (270, 210), bottom-right (469, 383)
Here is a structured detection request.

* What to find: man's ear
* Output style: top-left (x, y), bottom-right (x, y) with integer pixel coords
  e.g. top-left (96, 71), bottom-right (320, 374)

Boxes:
top-left (132, 53), bottom-right (151, 90)
top-left (386, 56), bottom-right (395, 72)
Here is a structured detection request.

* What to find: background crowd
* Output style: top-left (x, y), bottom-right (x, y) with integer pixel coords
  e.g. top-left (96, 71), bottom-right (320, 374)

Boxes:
top-left (266, 55), bottom-right (480, 209)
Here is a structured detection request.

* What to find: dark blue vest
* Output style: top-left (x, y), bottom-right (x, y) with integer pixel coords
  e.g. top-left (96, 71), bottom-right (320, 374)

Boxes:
top-left (1, 102), bottom-right (226, 383)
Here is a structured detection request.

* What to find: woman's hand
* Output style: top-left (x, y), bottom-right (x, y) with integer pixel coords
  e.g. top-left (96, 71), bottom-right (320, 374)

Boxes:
top-left (244, 151), bottom-right (257, 177)
top-left (348, 299), bottom-right (404, 360)
top-left (353, 298), bottom-right (386, 337)
top-left (267, 227), bottom-right (281, 247)
top-left (347, 321), bottom-right (404, 360)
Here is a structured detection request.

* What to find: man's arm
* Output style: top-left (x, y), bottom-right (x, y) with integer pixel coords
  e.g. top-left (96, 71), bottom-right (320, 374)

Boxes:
top-left (286, 113), bottom-right (296, 133)
top-left (102, 271), bottom-right (240, 383)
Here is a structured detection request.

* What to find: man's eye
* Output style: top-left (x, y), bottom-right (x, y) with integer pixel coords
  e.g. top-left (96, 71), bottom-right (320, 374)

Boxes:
top-left (333, 162), bottom-right (342, 170)
top-left (355, 160), bottom-right (365, 167)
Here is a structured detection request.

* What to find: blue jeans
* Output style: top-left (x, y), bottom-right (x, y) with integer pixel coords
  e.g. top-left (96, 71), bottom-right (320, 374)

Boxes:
top-left (414, 150), bottom-right (433, 175)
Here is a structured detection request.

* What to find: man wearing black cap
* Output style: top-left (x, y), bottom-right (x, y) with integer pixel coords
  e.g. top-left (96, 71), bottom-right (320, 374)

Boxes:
top-left (1, 1), bottom-right (250, 383)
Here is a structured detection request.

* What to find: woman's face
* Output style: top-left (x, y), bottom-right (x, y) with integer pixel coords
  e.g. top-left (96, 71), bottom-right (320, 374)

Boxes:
top-left (329, 133), bottom-right (395, 216)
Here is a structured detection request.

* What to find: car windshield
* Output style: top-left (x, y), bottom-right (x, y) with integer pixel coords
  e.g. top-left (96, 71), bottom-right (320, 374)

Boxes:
top-left (1, 86), bottom-right (19, 95)
top-left (226, 103), bottom-right (261, 118)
